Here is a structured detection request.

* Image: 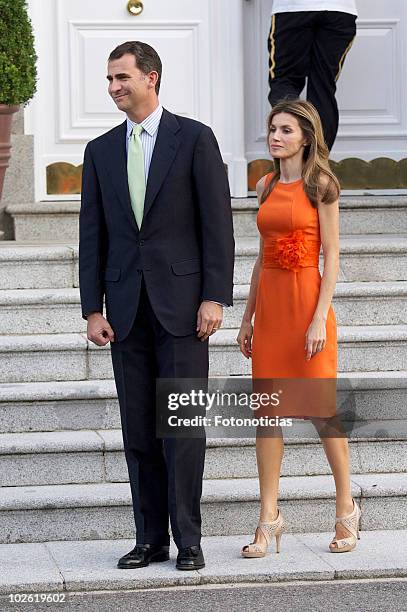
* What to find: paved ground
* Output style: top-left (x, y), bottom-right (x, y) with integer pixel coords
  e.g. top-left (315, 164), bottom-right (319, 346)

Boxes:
top-left (22, 579), bottom-right (404, 612)
top-left (1, 530), bottom-right (406, 610)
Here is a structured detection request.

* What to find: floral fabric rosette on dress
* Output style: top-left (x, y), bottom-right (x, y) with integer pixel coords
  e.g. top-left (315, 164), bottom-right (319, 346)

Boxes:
top-left (276, 229), bottom-right (308, 271)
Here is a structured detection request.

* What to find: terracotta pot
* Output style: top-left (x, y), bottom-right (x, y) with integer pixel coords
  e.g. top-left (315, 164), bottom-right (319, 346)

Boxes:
top-left (0, 104), bottom-right (20, 202)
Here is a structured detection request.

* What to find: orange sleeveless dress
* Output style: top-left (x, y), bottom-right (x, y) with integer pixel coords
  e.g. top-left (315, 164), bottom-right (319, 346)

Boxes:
top-left (252, 174), bottom-right (337, 418)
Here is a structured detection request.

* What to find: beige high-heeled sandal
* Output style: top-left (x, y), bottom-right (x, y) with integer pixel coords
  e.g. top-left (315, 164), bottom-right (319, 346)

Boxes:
top-left (329, 498), bottom-right (361, 553)
top-left (241, 509), bottom-right (285, 558)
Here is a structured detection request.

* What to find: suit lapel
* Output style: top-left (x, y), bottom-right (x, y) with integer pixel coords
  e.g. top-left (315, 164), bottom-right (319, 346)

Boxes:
top-left (105, 120), bottom-right (139, 233)
top-left (104, 110), bottom-right (181, 230)
top-left (143, 108), bottom-right (181, 222)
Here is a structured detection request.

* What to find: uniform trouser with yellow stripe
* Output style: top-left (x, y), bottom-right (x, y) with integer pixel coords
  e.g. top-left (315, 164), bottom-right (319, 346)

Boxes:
top-left (268, 10), bottom-right (357, 151)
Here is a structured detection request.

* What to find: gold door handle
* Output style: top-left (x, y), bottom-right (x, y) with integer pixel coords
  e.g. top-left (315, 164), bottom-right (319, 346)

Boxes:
top-left (127, 0), bottom-right (144, 16)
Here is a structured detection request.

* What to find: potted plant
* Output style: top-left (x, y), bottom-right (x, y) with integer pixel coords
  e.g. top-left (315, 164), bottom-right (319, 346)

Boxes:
top-left (0, 0), bottom-right (37, 202)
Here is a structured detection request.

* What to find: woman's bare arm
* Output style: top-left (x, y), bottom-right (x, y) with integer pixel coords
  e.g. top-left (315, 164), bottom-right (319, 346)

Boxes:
top-left (305, 175), bottom-right (340, 359)
top-left (314, 176), bottom-right (340, 321)
top-left (237, 175), bottom-right (267, 357)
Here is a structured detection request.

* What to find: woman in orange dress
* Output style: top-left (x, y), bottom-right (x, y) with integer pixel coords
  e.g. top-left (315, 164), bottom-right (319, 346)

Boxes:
top-left (237, 99), bottom-right (361, 557)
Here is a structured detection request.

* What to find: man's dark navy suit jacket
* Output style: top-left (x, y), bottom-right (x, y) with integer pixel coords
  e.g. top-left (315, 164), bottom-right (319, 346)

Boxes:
top-left (79, 108), bottom-right (235, 342)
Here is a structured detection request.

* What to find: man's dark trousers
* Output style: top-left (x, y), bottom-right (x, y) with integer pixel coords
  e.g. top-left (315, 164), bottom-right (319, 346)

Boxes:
top-left (110, 276), bottom-right (208, 549)
top-left (268, 11), bottom-right (357, 150)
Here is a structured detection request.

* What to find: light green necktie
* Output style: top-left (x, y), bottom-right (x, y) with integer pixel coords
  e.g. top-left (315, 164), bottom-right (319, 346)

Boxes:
top-left (127, 124), bottom-right (146, 228)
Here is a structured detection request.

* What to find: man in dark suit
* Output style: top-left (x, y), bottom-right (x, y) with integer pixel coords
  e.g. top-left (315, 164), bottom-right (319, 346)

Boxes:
top-left (79, 41), bottom-right (234, 571)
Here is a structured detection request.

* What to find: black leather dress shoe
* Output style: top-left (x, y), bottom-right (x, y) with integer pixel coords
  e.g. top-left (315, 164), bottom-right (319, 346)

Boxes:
top-left (117, 544), bottom-right (170, 569)
top-left (176, 545), bottom-right (205, 570)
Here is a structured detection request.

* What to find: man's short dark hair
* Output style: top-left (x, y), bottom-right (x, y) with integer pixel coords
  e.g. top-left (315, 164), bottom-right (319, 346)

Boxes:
top-left (108, 41), bottom-right (162, 94)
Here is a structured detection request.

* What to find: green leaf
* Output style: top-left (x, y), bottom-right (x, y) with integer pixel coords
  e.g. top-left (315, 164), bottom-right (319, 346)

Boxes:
top-left (0, 0), bottom-right (37, 105)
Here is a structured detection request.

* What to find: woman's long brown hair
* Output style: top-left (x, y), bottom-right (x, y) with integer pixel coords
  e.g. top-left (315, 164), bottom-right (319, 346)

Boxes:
top-left (261, 99), bottom-right (340, 208)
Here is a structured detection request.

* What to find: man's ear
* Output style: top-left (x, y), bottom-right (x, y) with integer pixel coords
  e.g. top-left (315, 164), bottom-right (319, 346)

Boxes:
top-left (148, 71), bottom-right (159, 89)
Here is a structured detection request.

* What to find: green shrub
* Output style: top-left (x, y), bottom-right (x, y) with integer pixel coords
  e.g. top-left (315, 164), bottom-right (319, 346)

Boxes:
top-left (0, 0), bottom-right (37, 105)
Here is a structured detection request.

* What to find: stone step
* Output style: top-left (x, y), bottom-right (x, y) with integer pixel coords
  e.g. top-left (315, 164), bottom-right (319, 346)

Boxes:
top-left (0, 473), bottom-right (405, 543)
top-left (7, 195), bottom-right (407, 241)
top-left (233, 195), bottom-right (407, 236)
top-left (1, 235), bottom-right (407, 289)
top-left (1, 373), bottom-right (405, 434)
top-left (234, 234), bottom-right (407, 284)
top-left (1, 326), bottom-right (407, 383)
top-left (6, 202), bottom-right (81, 242)
top-left (232, 195), bottom-right (407, 236)
top-left (0, 334), bottom-right (88, 383)
top-left (210, 326), bottom-right (407, 376)
top-left (230, 281), bottom-right (407, 328)
top-left (1, 429), bottom-right (405, 487)
top-left (0, 243), bottom-right (77, 290)
top-left (2, 281), bottom-right (407, 335)
top-left (0, 288), bottom-right (86, 335)
top-left (1, 532), bottom-right (407, 603)
top-left (0, 379), bottom-right (119, 433)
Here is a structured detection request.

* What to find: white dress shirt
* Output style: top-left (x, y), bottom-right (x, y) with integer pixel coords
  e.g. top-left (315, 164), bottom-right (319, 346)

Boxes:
top-left (126, 104), bottom-right (163, 178)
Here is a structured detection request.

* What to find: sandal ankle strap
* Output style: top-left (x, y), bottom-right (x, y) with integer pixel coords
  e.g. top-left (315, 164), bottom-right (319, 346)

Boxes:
top-left (334, 500), bottom-right (360, 540)
top-left (257, 510), bottom-right (284, 543)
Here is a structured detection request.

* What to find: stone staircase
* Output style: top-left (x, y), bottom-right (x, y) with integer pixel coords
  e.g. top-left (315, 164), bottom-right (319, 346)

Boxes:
top-left (6, 195), bottom-right (407, 241)
top-left (0, 195), bottom-right (406, 601)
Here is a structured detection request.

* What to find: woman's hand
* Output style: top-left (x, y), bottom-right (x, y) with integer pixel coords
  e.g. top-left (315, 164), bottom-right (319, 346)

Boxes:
top-left (305, 316), bottom-right (326, 360)
top-left (237, 320), bottom-right (253, 359)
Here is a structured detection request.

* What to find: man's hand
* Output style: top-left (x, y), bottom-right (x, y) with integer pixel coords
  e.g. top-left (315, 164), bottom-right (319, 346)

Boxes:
top-left (87, 312), bottom-right (115, 346)
top-left (196, 301), bottom-right (223, 342)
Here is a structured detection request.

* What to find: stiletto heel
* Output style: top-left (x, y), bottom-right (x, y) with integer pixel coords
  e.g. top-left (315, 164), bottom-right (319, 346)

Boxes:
top-left (329, 498), bottom-right (361, 553)
top-left (275, 531), bottom-right (282, 553)
top-left (241, 509), bottom-right (285, 558)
